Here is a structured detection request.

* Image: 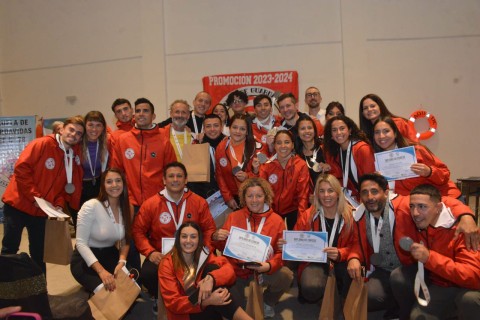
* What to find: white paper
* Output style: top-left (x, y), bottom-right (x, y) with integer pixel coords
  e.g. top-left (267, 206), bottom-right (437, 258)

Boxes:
top-left (223, 227), bottom-right (271, 262)
top-left (34, 196), bottom-right (70, 219)
top-left (206, 190), bottom-right (229, 219)
top-left (162, 237), bottom-right (175, 255)
top-left (282, 230), bottom-right (327, 263)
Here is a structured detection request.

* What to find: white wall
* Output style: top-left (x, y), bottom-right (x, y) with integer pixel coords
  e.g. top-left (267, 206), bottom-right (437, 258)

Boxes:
top-left (1, 0), bottom-right (479, 179)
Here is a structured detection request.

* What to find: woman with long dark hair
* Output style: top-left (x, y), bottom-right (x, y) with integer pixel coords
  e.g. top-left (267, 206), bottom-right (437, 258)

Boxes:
top-left (324, 115), bottom-right (375, 206)
top-left (159, 222), bottom-right (252, 320)
top-left (372, 116), bottom-right (461, 198)
top-left (70, 168), bottom-right (132, 293)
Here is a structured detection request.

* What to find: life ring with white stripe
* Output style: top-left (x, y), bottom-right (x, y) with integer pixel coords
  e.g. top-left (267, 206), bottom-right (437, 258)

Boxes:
top-left (408, 110), bottom-right (437, 140)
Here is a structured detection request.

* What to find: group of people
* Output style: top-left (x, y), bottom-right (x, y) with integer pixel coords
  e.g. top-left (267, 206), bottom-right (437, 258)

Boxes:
top-left (1, 87), bottom-right (479, 319)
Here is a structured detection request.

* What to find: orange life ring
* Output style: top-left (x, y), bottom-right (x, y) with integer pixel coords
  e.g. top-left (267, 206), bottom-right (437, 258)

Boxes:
top-left (408, 110), bottom-right (437, 140)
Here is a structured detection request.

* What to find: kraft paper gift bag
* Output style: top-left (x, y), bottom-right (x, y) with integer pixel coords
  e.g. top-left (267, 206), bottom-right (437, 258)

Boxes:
top-left (343, 279), bottom-right (368, 320)
top-left (245, 274), bottom-right (264, 320)
top-left (43, 218), bottom-right (73, 265)
top-left (182, 143), bottom-right (210, 182)
top-left (88, 268), bottom-right (141, 320)
top-left (319, 268), bottom-right (341, 320)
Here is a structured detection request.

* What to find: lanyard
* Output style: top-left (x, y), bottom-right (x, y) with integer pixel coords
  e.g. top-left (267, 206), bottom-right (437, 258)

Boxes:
top-left (191, 111), bottom-right (203, 135)
top-left (415, 261), bottom-right (431, 306)
top-left (246, 216), bottom-right (266, 234)
top-left (56, 134), bottom-right (73, 184)
top-left (172, 128), bottom-right (188, 159)
top-left (166, 200), bottom-right (187, 230)
top-left (312, 209), bottom-right (340, 247)
top-left (369, 213), bottom-right (384, 254)
top-left (254, 115), bottom-right (274, 131)
top-left (86, 141), bottom-right (99, 180)
top-left (209, 146), bottom-right (216, 171)
top-left (339, 141), bottom-right (352, 189)
top-left (229, 144), bottom-right (244, 168)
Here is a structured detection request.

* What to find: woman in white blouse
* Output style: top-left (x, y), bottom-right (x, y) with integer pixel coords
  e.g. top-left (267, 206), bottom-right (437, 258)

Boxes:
top-left (70, 168), bottom-right (132, 292)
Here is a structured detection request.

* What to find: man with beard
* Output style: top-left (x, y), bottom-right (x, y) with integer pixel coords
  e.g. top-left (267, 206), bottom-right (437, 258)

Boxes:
top-left (188, 114), bottom-right (225, 199)
top-left (347, 173), bottom-right (478, 319)
top-left (305, 86), bottom-right (327, 128)
top-left (161, 100), bottom-right (194, 162)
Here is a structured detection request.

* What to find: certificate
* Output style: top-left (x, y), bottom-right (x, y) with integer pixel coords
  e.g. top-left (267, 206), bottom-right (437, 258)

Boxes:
top-left (223, 227), bottom-right (271, 262)
top-left (34, 196), bottom-right (70, 219)
top-left (206, 190), bottom-right (229, 220)
top-left (282, 231), bottom-right (327, 263)
top-left (162, 237), bottom-right (175, 255)
top-left (374, 146), bottom-right (419, 181)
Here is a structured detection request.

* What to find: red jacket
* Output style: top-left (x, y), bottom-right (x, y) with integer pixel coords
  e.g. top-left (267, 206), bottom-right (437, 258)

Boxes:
top-left (213, 207), bottom-right (285, 279)
top-left (214, 138), bottom-right (256, 203)
top-left (259, 155), bottom-right (310, 215)
top-left (111, 125), bottom-right (177, 206)
top-left (416, 203), bottom-right (480, 289)
top-left (159, 250), bottom-right (236, 320)
top-left (132, 190), bottom-right (216, 257)
top-left (110, 120), bottom-right (134, 150)
top-left (348, 195), bottom-right (473, 268)
top-left (326, 141), bottom-right (376, 200)
top-left (393, 117), bottom-right (418, 143)
top-left (392, 145), bottom-right (461, 198)
top-left (251, 115), bottom-right (282, 156)
top-left (2, 134), bottom-right (83, 215)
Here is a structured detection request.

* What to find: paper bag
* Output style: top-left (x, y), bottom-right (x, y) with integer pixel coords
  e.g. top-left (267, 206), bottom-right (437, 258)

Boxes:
top-left (88, 268), bottom-right (141, 320)
top-left (157, 287), bottom-right (168, 320)
top-left (182, 143), bottom-right (210, 182)
top-left (245, 275), bottom-right (264, 320)
top-left (343, 279), bottom-right (368, 320)
top-left (43, 218), bottom-right (73, 265)
top-left (319, 269), bottom-right (341, 320)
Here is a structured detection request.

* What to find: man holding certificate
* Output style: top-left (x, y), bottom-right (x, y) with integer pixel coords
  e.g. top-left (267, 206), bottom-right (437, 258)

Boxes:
top-left (212, 178), bottom-right (293, 319)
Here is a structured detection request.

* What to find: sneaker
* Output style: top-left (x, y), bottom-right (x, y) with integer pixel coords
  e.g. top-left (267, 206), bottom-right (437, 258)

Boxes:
top-left (152, 298), bottom-right (158, 316)
top-left (263, 303), bottom-right (275, 318)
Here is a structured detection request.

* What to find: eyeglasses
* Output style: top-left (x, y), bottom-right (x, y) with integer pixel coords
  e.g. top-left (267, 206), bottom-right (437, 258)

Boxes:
top-left (232, 99), bottom-right (244, 104)
top-left (306, 92), bottom-right (320, 98)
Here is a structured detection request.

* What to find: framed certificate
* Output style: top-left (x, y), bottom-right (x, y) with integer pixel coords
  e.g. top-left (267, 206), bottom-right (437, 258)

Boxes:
top-left (282, 230), bottom-right (327, 263)
top-left (223, 227), bottom-right (271, 262)
top-left (374, 146), bottom-right (419, 181)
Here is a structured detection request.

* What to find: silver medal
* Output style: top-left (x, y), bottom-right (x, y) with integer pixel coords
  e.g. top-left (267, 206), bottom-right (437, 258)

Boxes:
top-left (232, 166), bottom-right (242, 175)
top-left (65, 183), bottom-right (75, 194)
top-left (257, 153), bottom-right (268, 164)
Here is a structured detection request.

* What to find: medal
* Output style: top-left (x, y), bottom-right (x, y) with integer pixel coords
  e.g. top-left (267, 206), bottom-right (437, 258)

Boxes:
top-left (232, 166), bottom-right (242, 175)
top-left (312, 162), bottom-right (321, 172)
top-left (370, 253), bottom-right (382, 266)
top-left (257, 153), bottom-right (268, 164)
top-left (65, 183), bottom-right (75, 194)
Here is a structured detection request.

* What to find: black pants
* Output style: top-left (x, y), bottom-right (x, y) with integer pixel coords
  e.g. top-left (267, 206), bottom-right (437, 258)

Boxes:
top-left (1, 204), bottom-right (47, 274)
top-left (70, 246), bottom-right (120, 292)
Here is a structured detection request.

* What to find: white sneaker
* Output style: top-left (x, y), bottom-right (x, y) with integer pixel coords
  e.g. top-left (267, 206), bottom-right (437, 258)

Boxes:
top-left (263, 303), bottom-right (275, 318)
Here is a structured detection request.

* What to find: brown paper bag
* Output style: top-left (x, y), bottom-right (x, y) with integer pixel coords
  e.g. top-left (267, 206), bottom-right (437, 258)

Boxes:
top-left (157, 286), bottom-right (168, 320)
top-left (182, 143), bottom-right (210, 182)
top-left (343, 279), bottom-right (368, 320)
top-left (245, 275), bottom-right (264, 320)
top-left (88, 269), bottom-right (141, 320)
top-left (43, 218), bottom-right (73, 265)
top-left (319, 269), bottom-right (341, 320)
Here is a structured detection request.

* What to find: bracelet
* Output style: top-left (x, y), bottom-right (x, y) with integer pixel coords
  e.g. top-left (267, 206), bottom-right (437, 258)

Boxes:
top-left (118, 259), bottom-right (127, 265)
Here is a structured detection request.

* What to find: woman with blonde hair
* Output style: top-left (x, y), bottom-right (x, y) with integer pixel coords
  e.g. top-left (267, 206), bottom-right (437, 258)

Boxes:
top-left (292, 174), bottom-right (357, 303)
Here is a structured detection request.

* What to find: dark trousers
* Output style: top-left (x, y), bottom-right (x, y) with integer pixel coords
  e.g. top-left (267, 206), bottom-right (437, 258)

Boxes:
top-left (1, 204), bottom-right (47, 274)
top-left (140, 258), bottom-right (159, 298)
top-left (127, 205), bottom-right (141, 280)
top-left (70, 246), bottom-right (120, 292)
top-left (283, 210), bottom-right (298, 230)
top-left (367, 267), bottom-right (398, 314)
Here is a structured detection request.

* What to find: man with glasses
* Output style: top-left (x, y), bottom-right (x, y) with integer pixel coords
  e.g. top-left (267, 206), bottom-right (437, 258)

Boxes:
top-left (226, 90), bottom-right (253, 119)
top-left (305, 87), bottom-right (326, 132)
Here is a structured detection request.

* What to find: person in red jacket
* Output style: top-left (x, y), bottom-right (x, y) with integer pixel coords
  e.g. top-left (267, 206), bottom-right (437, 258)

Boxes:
top-left (212, 177), bottom-right (294, 319)
top-left (132, 162), bottom-right (216, 313)
top-left (359, 93), bottom-right (418, 143)
top-left (215, 114), bottom-right (260, 210)
top-left (324, 115), bottom-right (375, 207)
top-left (159, 221), bottom-right (252, 320)
top-left (1, 116), bottom-right (85, 274)
top-left (390, 184), bottom-right (480, 320)
top-left (292, 174), bottom-right (356, 302)
top-left (109, 98), bottom-right (134, 149)
top-left (251, 94), bottom-right (281, 156)
top-left (258, 130), bottom-right (311, 230)
top-left (373, 116), bottom-right (461, 198)
top-left (347, 174), bottom-right (478, 318)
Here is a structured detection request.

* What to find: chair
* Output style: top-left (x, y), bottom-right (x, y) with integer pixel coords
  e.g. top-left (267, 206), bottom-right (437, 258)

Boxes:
top-left (457, 177), bottom-right (480, 222)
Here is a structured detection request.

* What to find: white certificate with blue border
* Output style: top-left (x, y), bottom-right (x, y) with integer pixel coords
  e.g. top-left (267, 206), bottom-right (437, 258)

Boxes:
top-left (282, 230), bottom-right (327, 263)
top-left (223, 226), bottom-right (271, 262)
top-left (374, 146), bottom-right (419, 181)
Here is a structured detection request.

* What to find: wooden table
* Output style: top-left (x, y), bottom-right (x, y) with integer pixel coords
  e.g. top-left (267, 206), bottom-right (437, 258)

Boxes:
top-left (457, 177), bottom-right (480, 221)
